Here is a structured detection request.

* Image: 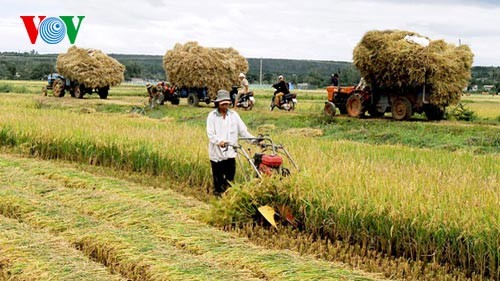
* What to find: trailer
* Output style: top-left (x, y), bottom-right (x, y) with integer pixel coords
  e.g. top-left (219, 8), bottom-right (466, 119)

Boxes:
top-left (324, 84), bottom-right (446, 121)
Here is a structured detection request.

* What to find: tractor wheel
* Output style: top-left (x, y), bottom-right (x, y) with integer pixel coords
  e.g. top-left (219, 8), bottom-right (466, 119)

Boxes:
top-left (324, 102), bottom-right (336, 117)
top-left (346, 94), bottom-right (364, 117)
top-left (73, 85), bottom-right (83, 99)
top-left (338, 104), bottom-right (348, 114)
top-left (424, 104), bottom-right (445, 120)
top-left (187, 93), bottom-right (199, 106)
top-left (52, 78), bottom-right (65, 97)
top-left (171, 96), bottom-right (180, 105)
top-left (98, 87), bottom-right (108, 99)
top-left (391, 97), bottom-right (412, 120)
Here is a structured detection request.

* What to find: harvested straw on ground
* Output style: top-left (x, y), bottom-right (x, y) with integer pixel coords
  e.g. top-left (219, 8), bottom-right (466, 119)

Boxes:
top-left (56, 46), bottom-right (125, 88)
top-left (163, 41), bottom-right (248, 100)
top-left (353, 30), bottom-right (473, 106)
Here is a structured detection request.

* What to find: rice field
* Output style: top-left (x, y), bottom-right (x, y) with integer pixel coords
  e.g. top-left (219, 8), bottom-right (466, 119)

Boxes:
top-left (0, 154), bottom-right (376, 281)
top-left (0, 81), bottom-right (499, 280)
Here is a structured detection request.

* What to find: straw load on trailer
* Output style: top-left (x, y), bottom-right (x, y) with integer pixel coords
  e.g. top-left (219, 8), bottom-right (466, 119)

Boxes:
top-left (324, 30), bottom-right (471, 120)
top-left (353, 30), bottom-right (473, 107)
top-left (54, 46), bottom-right (125, 99)
top-left (163, 41), bottom-right (248, 104)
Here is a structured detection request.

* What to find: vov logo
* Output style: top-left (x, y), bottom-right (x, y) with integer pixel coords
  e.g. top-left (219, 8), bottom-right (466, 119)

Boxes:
top-left (20, 16), bottom-right (85, 44)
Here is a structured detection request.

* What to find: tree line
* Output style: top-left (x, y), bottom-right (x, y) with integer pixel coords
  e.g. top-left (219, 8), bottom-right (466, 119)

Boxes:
top-left (1, 51), bottom-right (498, 90)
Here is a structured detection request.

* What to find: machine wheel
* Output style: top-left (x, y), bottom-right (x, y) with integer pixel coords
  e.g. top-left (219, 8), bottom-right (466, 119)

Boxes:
top-left (171, 95), bottom-right (180, 105)
top-left (391, 97), bottom-right (412, 120)
top-left (98, 87), bottom-right (108, 99)
top-left (52, 78), bottom-right (65, 97)
top-left (280, 167), bottom-right (291, 177)
top-left (73, 85), bottom-right (83, 99)
top-left (339, 104), bottom-right (348, 114)
top-left (368, 107), bottom-right (385, 117)
top-left (324, 102), bottom-right (336, 117)
top-left (346, 94), bottom-right (364, 117)
top-left (158, 93), bottom-right (165, 105)
top-left (231, 92), bottom-right (237, 107)
top-left (287, 100), bottom-right (295, 111)
top-left (424, 104), bottom-right (445, 120)
top-left (270, 101), bottom-right (275, 111)
top-left (187, 93), bottom-right (199, 106)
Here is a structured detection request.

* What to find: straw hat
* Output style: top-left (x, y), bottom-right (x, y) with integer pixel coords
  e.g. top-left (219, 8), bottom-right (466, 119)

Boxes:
top-left (214, 90), bottom-right (231, 104)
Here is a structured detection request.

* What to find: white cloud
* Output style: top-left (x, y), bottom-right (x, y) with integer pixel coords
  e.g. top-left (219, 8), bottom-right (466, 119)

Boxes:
top-left (2, 0), bottom-right (499, 65)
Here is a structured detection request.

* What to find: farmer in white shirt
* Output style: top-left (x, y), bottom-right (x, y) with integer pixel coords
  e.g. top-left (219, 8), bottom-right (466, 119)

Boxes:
top-left (206, 90), bottom-right (255, 196)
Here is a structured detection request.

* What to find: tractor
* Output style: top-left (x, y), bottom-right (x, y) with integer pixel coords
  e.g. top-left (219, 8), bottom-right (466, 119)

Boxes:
top-left (324, 84), bottom-right (446, 121)
top-left (42, 73), bottom-right (109, 99)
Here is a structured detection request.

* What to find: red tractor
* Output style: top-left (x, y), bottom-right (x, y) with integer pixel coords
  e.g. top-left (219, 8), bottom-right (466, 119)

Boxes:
top-left (324, 84), bottom-right (446, 121)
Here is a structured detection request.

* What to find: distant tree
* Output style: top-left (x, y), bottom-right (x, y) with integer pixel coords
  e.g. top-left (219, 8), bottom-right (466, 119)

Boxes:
top-left (0, 61), bottom-right (16, 79)
top-left (123, 61), bottom-right (143, 80)
top-left (263, 73), bottom-right (273, 84)
top-left (29, 62), bottom-right (55, 80)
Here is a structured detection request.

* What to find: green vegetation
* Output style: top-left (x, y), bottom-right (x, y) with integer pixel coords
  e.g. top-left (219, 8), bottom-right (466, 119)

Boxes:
top-left (2, 51), bottom-right (499, 89)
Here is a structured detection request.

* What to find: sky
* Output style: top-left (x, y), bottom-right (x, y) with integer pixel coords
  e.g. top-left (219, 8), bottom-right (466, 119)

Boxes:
top-left (1, 0), bottom-right (500, 66)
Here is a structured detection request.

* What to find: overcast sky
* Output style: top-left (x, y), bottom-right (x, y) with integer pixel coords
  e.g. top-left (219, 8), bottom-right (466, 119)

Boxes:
top-left (2, 0), bottom-right (499, 66)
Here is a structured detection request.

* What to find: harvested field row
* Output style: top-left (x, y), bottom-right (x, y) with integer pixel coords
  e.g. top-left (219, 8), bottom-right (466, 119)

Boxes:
top-left (0, 215), bottom-right (125, 281)
top-left (0, 154), bottom-right (376, 281)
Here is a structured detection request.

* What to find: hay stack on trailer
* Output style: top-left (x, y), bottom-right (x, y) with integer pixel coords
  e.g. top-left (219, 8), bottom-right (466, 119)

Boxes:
top-left (163, 41), bottom-right (248, 101)
top-left (56, 46), bottom-right (125, 99)
top-left (353, 30), bottom-right (473, 107)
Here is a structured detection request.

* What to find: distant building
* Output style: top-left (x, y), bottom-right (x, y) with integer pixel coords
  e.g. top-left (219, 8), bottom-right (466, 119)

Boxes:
top-left (483, 85), bottom-right (494, 91)
top-left (128, 78), bottom-right (146, 85)
top-left (297, 83), bottom-right (310, 90)
top-left (471, 85), bottom-right (479, 91)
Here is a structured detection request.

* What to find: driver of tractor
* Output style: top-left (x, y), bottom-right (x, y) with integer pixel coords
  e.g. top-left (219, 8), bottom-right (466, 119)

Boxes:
top-left (356, 77), bottom-right (368, 91)
top-left (273, 75), bottom-right (290, 106)
top-left (235, 73), bottom-right (249, 107)
top-left (331, 73), bottom-right (339, 86)
top-left (163, 82), bottom-right (175, 95)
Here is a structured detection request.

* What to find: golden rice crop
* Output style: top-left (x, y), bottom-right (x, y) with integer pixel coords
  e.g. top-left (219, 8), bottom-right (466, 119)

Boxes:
top-left (0, 93), bottom-right (498, 279)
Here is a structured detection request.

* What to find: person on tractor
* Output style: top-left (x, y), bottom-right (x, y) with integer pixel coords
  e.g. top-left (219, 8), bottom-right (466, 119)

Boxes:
top-left (235, 72), bottom-right (250, 107)
top-left (356, 77), bottom-right (368, 91)
top-left (163, 82), bottom-right (175, 95)
top-left (272, 75), bottom-right (290, 106)
top-left (206, 90), bottom-right (255, 197)
top-left (331, 73), bottom-right (339, 86)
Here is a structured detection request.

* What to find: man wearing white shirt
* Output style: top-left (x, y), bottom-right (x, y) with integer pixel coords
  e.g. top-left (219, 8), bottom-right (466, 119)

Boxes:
top-left (207, 90), bottom-right (255, 196)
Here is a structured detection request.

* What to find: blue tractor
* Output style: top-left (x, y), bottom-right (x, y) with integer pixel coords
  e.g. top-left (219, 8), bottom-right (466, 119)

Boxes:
top-left (42, 73), bottom-right (109, 99)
